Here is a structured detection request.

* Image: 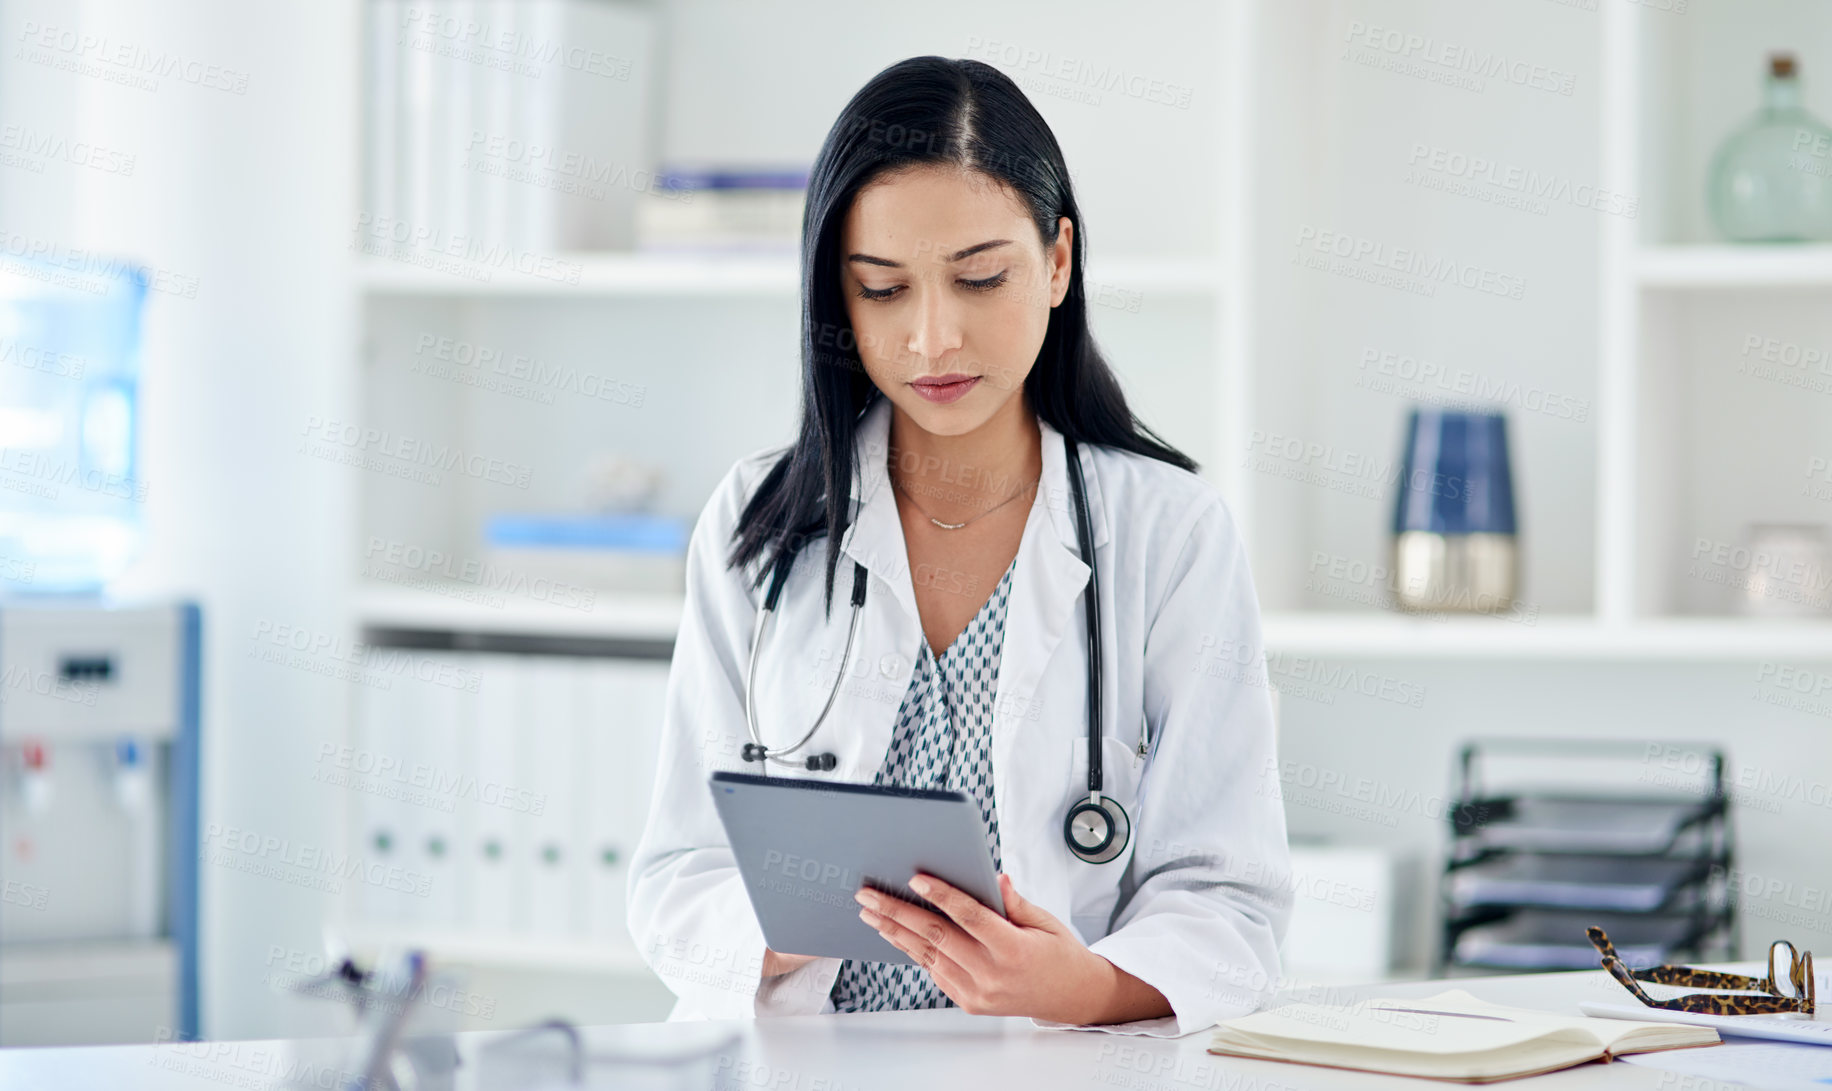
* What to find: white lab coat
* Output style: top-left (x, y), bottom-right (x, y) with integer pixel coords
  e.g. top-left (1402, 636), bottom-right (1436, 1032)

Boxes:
top-left (626, 395), bottom-right (1292, 1037)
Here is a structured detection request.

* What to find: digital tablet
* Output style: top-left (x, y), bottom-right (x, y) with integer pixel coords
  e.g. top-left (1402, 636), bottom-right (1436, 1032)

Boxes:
top-left (708, 771), bottom-right (1006, 965)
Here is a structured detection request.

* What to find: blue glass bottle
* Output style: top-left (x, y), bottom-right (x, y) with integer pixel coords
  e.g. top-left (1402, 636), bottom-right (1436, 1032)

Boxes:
top-left (1706, 53), bottom-right (1832, 243)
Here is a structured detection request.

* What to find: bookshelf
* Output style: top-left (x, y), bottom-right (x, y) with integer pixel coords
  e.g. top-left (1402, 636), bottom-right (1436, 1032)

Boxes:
top-left (340, 0), bottom-right (1832, 990)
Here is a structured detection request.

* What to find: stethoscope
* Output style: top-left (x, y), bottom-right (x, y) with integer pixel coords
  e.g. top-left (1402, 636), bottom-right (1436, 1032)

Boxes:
top-left (741, 436), bottom-right (1135, 865)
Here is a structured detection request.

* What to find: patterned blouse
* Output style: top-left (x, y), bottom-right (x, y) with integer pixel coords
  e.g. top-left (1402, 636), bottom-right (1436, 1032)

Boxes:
top-left (828, 557), bottom-right (1015, 1012)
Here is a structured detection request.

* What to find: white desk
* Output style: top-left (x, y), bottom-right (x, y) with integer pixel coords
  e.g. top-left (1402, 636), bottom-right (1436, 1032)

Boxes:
top-left (0, 968), bottom-right (1754, 1090)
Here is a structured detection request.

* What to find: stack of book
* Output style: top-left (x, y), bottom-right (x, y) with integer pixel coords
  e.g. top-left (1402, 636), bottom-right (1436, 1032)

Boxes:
top-left (362, 0), bottom-right (658, 257)
top-left (635, 167), bottom-right (810, 253)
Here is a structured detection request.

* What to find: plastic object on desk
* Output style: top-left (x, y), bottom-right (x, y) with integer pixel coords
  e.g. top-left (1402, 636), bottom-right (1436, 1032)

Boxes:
top-left (274, 939), bottom-right (459, 1091)
top-left (1454, 910), bottom-right (1704, 970)
top-left (1582, 1000), bottom-right (1832, 1047)
top-left (469, 1020), bottom-right (740, 1091)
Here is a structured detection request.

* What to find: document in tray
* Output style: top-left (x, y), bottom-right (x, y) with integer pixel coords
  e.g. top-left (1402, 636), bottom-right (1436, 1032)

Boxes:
top-left (1580, 997), bottom-right (1832, 1047)
top-left (1623, 1040), bottom-right (1832, 1091)
top-left (1474, 798), bottom-right (1705, 854)
top-left (1208, 989), bottom-right (1719, 1083)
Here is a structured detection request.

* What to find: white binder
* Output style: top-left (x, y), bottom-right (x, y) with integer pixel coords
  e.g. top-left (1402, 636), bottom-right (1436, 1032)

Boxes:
top-left (397, 0), bottom-right (444, 240)
top-left (408, 658), bottom-right (464, 929)
top-left (364, 0), bottom-right (401, 230)
top-left (355, 675), bottom-right (414, 926)
top-left (468, 654), bottom-right (523, 933)
top-left (575, 659), bottom-right (631, 949)
top-left (438, 1), bottom-right (474, 241)
top-left (468, 0), bottom-right (519, 247)
top-left (521, 655), bottom-right (580, 938)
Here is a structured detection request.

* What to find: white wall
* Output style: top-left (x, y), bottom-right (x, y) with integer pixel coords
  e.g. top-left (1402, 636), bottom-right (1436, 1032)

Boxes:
top-left (1, 0), bottom-right (358, 1039)
top-left (1275, 659), bottom-right (1832, 969)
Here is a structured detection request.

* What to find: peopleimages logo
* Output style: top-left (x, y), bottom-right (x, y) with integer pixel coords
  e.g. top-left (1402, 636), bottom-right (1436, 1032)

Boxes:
top-left (364, 536), bottom-right (598, 612)
top-left (314, 742), bottom-right (547, 816)
top-left (200, 823), bottom-right (432, 897)
top-left (1262, 757), bottom-right (1471, 826)
top-left (1405, 144), bottom-right (1637, 219)
top-left (298, 415), bottom-right (533, 490)
top-left (1295, 226), bottom-right (1527, 301)
top-left (1357, 346), bottom-right (1590, 423)
top-left (1341, 20), bottom-right (1577, 97)
top-left (1710, 865), bottom-right (1832, 931)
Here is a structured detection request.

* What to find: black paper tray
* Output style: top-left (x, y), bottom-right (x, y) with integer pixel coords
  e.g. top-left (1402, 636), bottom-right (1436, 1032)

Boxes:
top-left (1451, 909), bottom-right (1709, 970)
top-left (1446, 854), bottom-right (1711, 913)
top-left (1455, 795), bottom-right (1722, 855)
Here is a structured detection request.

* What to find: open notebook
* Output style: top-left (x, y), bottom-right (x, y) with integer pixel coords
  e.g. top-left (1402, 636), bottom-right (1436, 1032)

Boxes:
top-left (1208, 989), bottom-right (1720, 1083)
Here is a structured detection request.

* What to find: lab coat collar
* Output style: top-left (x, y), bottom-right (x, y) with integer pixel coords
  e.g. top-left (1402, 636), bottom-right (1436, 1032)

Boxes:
top-left (844, 392), bottom-right (1110, 560)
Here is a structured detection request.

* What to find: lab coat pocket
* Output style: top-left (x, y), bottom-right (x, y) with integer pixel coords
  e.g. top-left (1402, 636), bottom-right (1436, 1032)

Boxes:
top-left (1065, 733), bottom-right (1147, 941)
top-left (1066, 733), bottom-right (1147, 819)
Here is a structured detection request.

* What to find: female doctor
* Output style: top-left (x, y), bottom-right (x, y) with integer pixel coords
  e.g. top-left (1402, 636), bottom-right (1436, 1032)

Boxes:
top-left (627, 55), bottom-right (1292, 1035)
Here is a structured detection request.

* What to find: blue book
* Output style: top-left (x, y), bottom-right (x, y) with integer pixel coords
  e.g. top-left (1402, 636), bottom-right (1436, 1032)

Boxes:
top-left (653, 166), bottom-right (810, 193)
top-left (484, 513), bottom-right (687, 554)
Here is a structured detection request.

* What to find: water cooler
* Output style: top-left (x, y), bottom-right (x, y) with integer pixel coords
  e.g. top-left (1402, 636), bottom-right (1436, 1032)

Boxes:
top-left (0, 600), bottom-right (201, 1045)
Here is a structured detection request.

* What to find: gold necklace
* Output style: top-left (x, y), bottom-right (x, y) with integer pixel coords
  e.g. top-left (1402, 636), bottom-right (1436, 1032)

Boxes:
top-left (890, 473), bottom-right (1038, 530)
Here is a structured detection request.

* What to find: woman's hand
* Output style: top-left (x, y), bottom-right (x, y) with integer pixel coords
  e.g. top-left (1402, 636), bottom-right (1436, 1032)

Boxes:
top-left (855, 872), bottom-right (1171, 1025)
top-left (761, 948), bottom-right (819, 977)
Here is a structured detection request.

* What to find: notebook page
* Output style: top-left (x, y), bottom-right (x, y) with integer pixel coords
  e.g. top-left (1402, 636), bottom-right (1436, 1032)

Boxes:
top-left (1220, 992), bottom-right (1600, 1056)
top-left (1220, 990), bottom-right (1703, 1055)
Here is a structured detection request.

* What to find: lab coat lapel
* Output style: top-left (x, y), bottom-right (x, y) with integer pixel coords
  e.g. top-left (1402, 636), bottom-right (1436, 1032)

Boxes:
top-left (992, 419), bottom-right (1107, 916)
top-left (827, 397), bottom-right (918, 780)
top-left (842, 397), bottom-right (921, 626)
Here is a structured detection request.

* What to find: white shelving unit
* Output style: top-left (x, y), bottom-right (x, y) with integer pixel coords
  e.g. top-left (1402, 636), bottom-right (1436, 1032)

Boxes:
top-left (1603, 0), bottom-right (1832, 628)
top-left (342, 0), bottom-right (1240, 986)
top-left (340, 0), bottom-right (1832, 978)
top-left (1636, 245), bottom-right (1832, 288)
top-left (353, 583), bottom-right (1832, 661)
top-left (354, 582), bottom-right (682, 642)
top-left (1237, 0), bottom-right (1832, 652)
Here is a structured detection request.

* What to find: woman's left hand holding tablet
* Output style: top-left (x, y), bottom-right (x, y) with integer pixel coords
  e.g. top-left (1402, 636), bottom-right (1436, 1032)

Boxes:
top-left (855, 872), bottom-right (1124, 1025)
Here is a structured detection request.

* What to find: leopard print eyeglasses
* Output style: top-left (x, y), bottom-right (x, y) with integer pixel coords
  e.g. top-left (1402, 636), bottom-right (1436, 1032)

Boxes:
top-left (1586, 926), bottom-right (1815, 1016)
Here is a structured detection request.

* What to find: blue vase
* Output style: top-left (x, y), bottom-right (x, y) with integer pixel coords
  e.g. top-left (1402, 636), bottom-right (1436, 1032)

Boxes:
top-left (1390, 409), bottom-right (1518, 613)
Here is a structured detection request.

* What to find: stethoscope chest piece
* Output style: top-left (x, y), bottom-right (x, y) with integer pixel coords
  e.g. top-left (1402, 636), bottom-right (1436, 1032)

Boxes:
top-left (1064, 793), bottom-right (1131, 865)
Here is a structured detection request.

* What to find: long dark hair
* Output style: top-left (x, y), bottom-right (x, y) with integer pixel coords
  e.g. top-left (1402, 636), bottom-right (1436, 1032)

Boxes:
top-left (730, 55), bottom-right (1196, 611)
